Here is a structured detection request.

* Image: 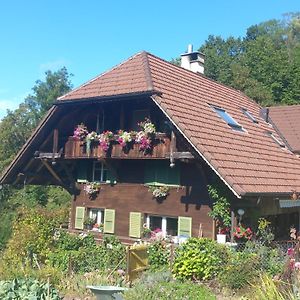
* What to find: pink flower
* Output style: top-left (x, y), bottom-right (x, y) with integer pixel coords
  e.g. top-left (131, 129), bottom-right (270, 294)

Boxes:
top-left (288, 248), bottom-right (295, 256)
top-left (295, 262), bottom-right (300, 270)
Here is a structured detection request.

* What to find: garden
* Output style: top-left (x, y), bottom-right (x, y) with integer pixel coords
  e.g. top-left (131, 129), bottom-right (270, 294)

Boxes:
top-left (0, 203), bottom-right (300, 299)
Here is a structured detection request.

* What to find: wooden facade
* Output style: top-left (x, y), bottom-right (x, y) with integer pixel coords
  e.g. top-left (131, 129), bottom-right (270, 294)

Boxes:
top-left (71, 161), bottom-right (214, 241)
top-left (1, 96), bottom-right (227, 242)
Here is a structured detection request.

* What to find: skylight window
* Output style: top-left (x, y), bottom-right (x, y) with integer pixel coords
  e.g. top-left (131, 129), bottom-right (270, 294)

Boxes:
top-left (213, 106), bottom-right (243, 131)
top-left (242, 108), bottom-right (258, 123)
top-left (268, 132), bottom-right (285, 148)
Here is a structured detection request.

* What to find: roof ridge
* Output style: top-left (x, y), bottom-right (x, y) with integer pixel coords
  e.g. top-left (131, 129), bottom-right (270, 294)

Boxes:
top-left (145, 51), bottom-right (253, 100)
top-left (58, 51), bottom-right (146, 101)
top-left (269, 104), bottom-right (300, 109)
top-left (141, 52), bottom-right (154, 91)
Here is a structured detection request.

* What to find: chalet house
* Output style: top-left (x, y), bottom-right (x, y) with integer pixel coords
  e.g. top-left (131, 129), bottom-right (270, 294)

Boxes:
top-left (2, 47), bottom-right (300, 242)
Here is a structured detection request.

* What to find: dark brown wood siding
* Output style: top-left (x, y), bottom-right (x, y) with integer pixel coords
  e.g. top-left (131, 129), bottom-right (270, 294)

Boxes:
top-left (71, 162), bottom-right (214, 238)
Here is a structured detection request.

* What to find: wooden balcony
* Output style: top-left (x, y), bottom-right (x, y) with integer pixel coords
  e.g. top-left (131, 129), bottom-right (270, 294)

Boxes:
top-left (64, 133), bottom-right (171, 159)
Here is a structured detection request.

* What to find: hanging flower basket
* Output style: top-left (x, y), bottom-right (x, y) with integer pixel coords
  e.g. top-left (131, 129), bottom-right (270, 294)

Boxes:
top-left (148, 185), bottom-right (170, 200)
top-left (73, 124), bottom-right (88, 141)
top-left (98, 130), bottom-right (114, 152)
top-left (84, 182), bottom-right (101, 197)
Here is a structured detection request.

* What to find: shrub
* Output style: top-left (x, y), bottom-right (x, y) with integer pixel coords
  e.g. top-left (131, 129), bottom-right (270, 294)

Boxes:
top-left (0, 278), bottom-right (62, 300)
top-left (250, 274), bottom-right (296, 300)
top-left (243, 241), bottom-right (286, 276)
top-left (47, 232), bottom-right (126, 273)
top-left (148, 241), bottom-right (170, 270)
top-left (218, 251), bottom-right (259, 289)
top-left (172, 238), bottom-right (229, 281)
top-left (123, 270), bottom-right (216, 300)
top-left (2, 206), bottom-right (68, 267)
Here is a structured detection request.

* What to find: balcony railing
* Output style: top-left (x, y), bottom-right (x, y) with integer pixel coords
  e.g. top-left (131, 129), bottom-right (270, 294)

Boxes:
top-left (64, 133), bottom-right (171, 159)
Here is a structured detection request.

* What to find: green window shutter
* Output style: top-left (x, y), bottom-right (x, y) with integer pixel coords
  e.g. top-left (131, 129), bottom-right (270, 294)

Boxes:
top-left (144, 161), bottom-right (156, 184)
top-left (156, 161), bottom-right (169, 184)
top-left (75, 206), bottom-right (85, 229)
top-left (129, 212), bottom-right (142, 238)
top-left (178, 216), bottom-right (192, 237)
top-left (104, 209), bottom-right (115, 233)
top-left (77, 161), bottom-right (88, 183)
top-left (167, 163), bottom-right (180, 185)
top-left (106, 169), bottom-right (117, 184)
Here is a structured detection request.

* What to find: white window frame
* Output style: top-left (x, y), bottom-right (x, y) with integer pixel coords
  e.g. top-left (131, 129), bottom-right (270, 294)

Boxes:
top-left (88, 208), bottom-right (104, 225)
top-left (146, 215), bottom-right (178, 237)
top-left (92, 161), bottom-right (107, 182)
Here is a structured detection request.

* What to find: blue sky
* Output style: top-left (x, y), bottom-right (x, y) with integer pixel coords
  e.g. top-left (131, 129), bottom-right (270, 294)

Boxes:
top-left (0, 1), bottom-right (299, 119)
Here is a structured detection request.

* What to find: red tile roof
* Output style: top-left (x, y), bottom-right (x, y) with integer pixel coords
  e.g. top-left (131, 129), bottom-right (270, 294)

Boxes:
top-left (6, 51), bottom-right (300, 197)
top-left (269, 105), bottom-right (300, 154)
top-left (58, 53), bottom-right (154, 100)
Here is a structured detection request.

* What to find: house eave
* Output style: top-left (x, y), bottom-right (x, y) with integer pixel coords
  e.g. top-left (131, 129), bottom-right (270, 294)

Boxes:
top-left (55, 90), bottom-right (161, 106)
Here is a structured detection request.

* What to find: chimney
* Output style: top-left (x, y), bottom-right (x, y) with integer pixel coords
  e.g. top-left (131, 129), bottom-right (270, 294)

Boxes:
top-left (180, 44), bottom-right (205, 74)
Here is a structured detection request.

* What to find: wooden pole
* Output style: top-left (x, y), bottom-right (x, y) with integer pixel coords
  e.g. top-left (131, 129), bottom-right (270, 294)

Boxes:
top-left (231, 210), bottom-right (235, 243)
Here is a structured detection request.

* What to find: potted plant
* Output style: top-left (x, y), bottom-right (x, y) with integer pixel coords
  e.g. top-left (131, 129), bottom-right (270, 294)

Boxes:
top-left (84, 182), bottom-right (101, 198)
top-left (98, 130), bottom-right (114, 152)
top-left (208, 184), bottom-right (231, 244)
top-left (137, 118), bottom-right (156, 154)
top-left (233, 225), bottom-right (253, 242)
top-left (148, 185), bottom-right (170, 201)
top-left (73, 123), bottom-right (88, 141)
top-left (84, 217), bottom-right (95, 230)
top-left (142, 224), bottom-right (152, 239)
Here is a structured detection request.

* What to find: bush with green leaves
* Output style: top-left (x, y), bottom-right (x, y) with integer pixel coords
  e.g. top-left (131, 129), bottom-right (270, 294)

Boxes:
top-left (2, 206), bottom-right (68, 267)
top-left (242, 241), bottom-right (286, 276)
top-left (47, 232), bottom-right (126, 273)
top-left (123, 270), bottom-right (216, 300)
top-left (0, 278), bottom-right (62, 300)
top-left (218, 251), bottom-right (259, 289)
top-left (148, 241), bottom-right (170, 270)
top-left (172, 238), bottom-right (229, 280)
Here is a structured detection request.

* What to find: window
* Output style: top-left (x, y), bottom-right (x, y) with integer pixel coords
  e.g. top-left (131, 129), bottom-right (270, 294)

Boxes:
top-left (88, 208), bottom-right (104, 225)
top-left (144, 161), bottom-right (180, 186)
top-left (146, 215), bottom-right (178, 236)
top-left (93, 161), bottom-right (107, 182)
top-left (242, 108), bottom-right (258, 123)
top-left (213, 106), bottom-right (243, 131)
top-left (268, 132), bottom-right (285, 148)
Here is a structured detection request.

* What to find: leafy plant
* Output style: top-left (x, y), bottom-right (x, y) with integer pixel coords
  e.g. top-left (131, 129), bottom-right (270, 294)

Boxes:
top-left (243, 241), bottom-right (285, 276)
top-left (256, 218), bottom-right (274, 245)
top-left (148, 185), bottom-right (170, 199)
top-left (0, 278), bottom-right (62, 300)
top-left (123, 270), bottom-right (216, 300)
top-left (172, 238), bottom-right (229, 280)
top-left (250, 274), bottom-right (296, 300)
top-left (219, 251), bottom-right (259, 289)
top-left (208, 184), bottom-right (231, 232)
top-left (233, 225), bottom-right (253, 242)
top-left (148, 241), bottom-right (170, 270)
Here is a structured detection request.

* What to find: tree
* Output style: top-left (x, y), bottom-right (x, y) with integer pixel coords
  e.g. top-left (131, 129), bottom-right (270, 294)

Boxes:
top-left (199, 14), bottom-right (300, 105)
top-left (0, 67), bottom-right (73, 250)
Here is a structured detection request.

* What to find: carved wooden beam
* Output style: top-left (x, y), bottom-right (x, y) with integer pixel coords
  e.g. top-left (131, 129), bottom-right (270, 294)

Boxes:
top-left (52, 129), bottom-right (59, 160)
top-left (26, 162), bottom-right (45, 184)
top-left (37, 152), bottom-right (62, 159)
top-left (165, 152), bottom-right (194, 159)
top-left (40, 160), bottom-right (63, 185)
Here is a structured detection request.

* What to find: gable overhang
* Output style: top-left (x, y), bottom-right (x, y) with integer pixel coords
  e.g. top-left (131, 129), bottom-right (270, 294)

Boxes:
top-left (150, 95), bottom-right (243, 199)
top-left (55, 90), bottom-right (160, 106)
top-left (0, 105), bottom-right (59, 184)
top-left (0, 91), bottom-right (160, 185)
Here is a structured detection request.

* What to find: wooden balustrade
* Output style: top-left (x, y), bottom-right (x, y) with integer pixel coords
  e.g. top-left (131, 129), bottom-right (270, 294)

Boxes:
top-left (64, 133), bottom-right (171, 159)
